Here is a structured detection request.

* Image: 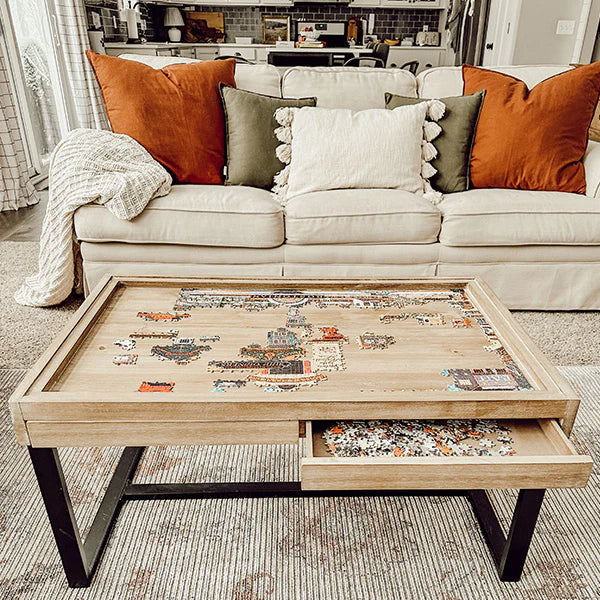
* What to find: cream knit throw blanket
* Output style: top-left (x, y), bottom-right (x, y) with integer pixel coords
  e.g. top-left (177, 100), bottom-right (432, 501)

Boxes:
top-left (15, 129), bottom-right (172, 307)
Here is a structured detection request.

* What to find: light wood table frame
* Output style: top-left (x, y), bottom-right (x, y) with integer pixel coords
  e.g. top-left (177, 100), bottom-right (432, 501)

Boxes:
top-left (10, 276), bottom-right (592, 588)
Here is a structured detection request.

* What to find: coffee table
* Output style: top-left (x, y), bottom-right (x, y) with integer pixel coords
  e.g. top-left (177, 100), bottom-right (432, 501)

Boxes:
top-left (10, 276), bottom-right (592, 588)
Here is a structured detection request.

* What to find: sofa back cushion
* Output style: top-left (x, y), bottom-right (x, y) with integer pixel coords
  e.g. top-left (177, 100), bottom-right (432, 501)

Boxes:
top-left (88, 51), bottom-right (235, 184)
top-left (281, 66), bottom-right (417, 109)
top-left (416, 65), bottom-right (571, 98)
top-left (118, 54), bottom-right (282, 97)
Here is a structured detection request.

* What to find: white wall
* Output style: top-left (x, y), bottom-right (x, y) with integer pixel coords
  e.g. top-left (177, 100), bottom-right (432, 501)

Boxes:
top-left (511, 0), bottom-right (585, 64)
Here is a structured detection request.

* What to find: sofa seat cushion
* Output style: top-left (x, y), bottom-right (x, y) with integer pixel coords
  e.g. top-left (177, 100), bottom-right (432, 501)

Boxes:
top-left (285, 189), bottom-right (441, 245)
top-left (439, 189), bottom-right (600, 246)
top-left (74, 185), bottom-right (284, 248)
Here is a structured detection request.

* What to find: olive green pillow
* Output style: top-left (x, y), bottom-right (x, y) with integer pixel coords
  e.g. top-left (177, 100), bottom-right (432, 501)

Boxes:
top-left (220, 85), bottom-right (316, 189)
top-left (385, 90), bottom-right (485, 194)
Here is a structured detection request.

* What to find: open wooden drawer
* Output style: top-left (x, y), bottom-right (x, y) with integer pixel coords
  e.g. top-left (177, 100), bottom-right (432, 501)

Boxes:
top-left (301, 419), bottom-right (593, 490)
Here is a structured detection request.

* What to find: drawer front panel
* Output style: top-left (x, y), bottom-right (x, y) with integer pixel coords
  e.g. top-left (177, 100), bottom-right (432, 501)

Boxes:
top-left (28, 420), bottom-right (299, 448)
top-left (301, 419), bottom-right (592, 490)
top-left (302, 457), bottom-right (591, 490)
top-left (195, 48), bottom-right (219, 60)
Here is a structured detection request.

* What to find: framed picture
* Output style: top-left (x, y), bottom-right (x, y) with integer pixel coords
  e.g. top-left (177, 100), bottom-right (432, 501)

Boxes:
top-left (183, 11), bottom-right (225, 43)
top-left (262, 15), bottom-right (291, 45)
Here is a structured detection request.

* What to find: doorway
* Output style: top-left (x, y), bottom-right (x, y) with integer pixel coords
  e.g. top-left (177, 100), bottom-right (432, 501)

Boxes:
top-left (481, 0), bottom-right (521, 66)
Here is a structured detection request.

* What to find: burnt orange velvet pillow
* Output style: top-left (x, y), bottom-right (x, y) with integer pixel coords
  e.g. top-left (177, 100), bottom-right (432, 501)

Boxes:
top-left (87, 51), bottom-right (236, 184)
top-left (463, 63), bottom-right (600, 194)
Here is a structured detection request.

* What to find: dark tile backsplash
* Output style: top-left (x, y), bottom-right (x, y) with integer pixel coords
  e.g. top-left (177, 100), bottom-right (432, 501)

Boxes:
top-left (84, 1), bottom-right (440, 44)
top-left (84, 0), bottom-right (161, 42)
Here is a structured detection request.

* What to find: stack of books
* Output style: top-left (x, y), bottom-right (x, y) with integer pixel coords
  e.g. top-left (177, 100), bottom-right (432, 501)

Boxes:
top-left (297, 41), bottom-right (325, 48)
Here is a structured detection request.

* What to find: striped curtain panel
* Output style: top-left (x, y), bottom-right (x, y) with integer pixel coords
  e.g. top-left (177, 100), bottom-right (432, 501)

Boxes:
top-left (0, 42), bottom-right (38, 212)
top-left (53, 0), bottom-right (109, 130)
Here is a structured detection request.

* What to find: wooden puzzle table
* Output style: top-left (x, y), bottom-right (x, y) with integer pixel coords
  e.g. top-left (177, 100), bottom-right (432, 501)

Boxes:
top-left (10, 276), bottom-right (592, 587)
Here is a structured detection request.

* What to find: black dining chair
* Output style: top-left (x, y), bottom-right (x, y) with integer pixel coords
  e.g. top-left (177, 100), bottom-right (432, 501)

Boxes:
top-left (343, 56), bottom-right (386, 68)
top-left (215, 55), bottom-right (255, 64)
top-left (400, 60), bottom-right (419, 74)
top-left (372, 42), bottom-right (390, 67)
top-left (344, 41), bottom-right (390, 68)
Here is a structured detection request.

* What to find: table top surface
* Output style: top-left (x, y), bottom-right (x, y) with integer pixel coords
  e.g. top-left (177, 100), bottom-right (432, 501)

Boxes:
top-left (10, 277), bottom-right (579, 445)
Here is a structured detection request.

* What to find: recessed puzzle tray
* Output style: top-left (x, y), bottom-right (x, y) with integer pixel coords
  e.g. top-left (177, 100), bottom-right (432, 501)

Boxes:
top-left (50, 285), bottom-right (534, 396)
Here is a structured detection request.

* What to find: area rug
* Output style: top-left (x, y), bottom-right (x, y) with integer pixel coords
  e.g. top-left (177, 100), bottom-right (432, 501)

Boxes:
top-left (0, 366), bottom-right (598, 600)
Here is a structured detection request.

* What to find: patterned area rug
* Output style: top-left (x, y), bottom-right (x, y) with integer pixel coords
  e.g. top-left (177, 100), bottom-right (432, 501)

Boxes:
top-left (0, 367), bottom-right (599, 600)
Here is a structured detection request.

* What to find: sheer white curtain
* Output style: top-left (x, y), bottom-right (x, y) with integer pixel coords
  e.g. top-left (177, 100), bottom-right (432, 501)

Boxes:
top-left (0, 41), bottom-right (38, 211)
top-left (53, 0), bottom-right (109, 130)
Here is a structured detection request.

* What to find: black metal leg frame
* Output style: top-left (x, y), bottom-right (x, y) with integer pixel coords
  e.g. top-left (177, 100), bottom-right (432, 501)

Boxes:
top-left (29, 446), bottom-right (546, 588)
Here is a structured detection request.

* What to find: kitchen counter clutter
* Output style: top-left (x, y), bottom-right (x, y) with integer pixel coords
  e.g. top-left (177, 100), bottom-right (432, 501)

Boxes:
top-left (104, 42), bottom-right (446, 71)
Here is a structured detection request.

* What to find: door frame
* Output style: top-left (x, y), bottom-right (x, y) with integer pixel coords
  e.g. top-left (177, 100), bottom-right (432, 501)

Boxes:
top-left (482, 0), bottom-right (522, 66)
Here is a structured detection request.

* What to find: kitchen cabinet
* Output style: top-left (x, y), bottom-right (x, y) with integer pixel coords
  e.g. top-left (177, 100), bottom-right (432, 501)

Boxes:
top-left (387, 47), bottom-right (442, 72)
top-left (179, 47), bottom-right (197, 58)
top-left (256, 48), bottom-right (268, 62)
top-left (157, 47), bottom-right (196, 58)
top-left (104, 43), bottom-right (448, 72)
top-left (218, 46), bottom-right (256, 61)
top-left (194, 47), bottom-right (219, 60)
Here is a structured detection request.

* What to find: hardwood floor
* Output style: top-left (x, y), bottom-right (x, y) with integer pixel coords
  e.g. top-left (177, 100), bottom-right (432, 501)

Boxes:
top-left (0, 191), bottom-right (47, 242)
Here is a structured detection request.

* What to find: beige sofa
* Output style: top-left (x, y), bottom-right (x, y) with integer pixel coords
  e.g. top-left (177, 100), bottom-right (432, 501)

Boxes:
top-left (75, 58), bottom-right (600, 309)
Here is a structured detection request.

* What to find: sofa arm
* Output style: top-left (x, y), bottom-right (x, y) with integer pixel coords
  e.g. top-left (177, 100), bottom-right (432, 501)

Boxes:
top-left (584, 140), bottom-right (600, 198)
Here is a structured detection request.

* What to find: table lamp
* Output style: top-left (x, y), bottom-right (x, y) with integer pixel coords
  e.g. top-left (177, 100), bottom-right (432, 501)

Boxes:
top-left (164, 7), bottom-right (185, 43)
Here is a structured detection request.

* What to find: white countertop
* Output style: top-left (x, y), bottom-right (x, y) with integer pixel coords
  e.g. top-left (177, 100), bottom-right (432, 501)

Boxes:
top-left (104, 41), bottom-right (445, 50)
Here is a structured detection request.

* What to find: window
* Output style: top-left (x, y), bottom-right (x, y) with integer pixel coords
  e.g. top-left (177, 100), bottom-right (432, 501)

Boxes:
top-left (0, 0), bottom-right (70, 173)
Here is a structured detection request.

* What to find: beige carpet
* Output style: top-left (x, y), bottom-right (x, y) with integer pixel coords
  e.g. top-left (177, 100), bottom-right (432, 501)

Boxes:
top-left (0, 366), bottom-right (599, 599)
top-left (1, 241), bottom-right (600, 368)
top-left (0, 242), bottom-right (80, 369)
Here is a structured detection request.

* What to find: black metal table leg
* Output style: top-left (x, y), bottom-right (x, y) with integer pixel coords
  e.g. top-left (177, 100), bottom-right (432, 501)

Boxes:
top-left (28, 446), bottom-right (144, 588)
top-left (28, 447), bottom-right (88, 587)
top-left (28, 444), bottom-right (547, 588)
top-left (469, 489), bottom-right (545, 581)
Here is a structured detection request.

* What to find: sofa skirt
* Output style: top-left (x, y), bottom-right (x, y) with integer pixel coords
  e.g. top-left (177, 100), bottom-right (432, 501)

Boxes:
top-left (81, 242), bottom-right (600, 310)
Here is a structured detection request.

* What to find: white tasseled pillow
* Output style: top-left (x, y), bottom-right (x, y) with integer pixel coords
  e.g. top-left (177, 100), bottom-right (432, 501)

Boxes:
top-left (272, 101), bottom-right (444, 207)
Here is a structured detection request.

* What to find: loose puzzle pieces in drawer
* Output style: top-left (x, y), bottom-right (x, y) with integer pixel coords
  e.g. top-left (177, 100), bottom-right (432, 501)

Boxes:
top-left (322, 419), bottom-right (516, 458)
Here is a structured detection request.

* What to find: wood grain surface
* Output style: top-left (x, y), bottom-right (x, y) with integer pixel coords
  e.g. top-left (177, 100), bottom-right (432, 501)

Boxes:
top-left (10, 277), bottom-right (581, 446)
